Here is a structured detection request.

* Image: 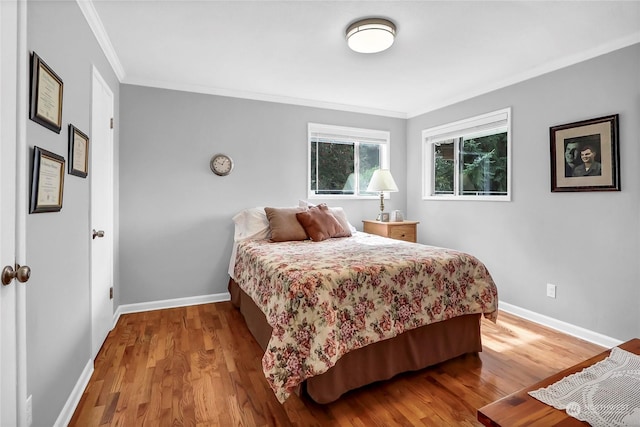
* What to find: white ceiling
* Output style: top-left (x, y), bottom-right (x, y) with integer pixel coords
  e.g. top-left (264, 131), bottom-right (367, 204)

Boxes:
top-left (83, 1), bottom-right (640, 118)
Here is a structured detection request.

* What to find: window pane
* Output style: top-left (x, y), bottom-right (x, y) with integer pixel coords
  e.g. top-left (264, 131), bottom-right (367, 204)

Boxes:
top-left (309, 124), bottom-right (390, 199)
top-left (358, 143), bottom-right (381, 194)
top-left (311, 141), bottom-right (355, 195)
top-left (459, 131), bottom-right (508, 196)
top-left (434, 140), bottom-right (454, 194)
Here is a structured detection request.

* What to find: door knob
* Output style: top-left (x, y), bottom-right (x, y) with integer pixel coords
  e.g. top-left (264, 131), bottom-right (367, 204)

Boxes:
top-left (2, 264), bottom-right (31, 286)
top-left (92, 229), bottom-right (105, 239)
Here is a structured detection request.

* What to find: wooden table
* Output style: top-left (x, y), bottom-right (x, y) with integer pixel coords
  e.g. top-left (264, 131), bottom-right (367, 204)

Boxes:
top-left (477, 338), bottom-right (640, 426)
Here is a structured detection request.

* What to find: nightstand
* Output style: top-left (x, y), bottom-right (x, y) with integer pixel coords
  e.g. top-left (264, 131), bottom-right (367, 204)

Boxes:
top-left (362, 220), bottom-right (419, 243)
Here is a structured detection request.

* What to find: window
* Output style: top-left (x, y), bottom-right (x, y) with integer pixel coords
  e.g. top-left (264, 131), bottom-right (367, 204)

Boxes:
top-left (422, 108), bottom-right (511, 201)
top-left (308, 123), bottom-right (390, 199)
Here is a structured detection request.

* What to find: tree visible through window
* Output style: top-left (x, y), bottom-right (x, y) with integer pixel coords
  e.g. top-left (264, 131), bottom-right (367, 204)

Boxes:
top-left (310, 141), bottom-right (355, 194)
top-left (309, 124), bottom-right (390, 198)
top-left (460, 132), bottom-right (508, 195)
top-left (424, 108), bottom-right (511, 201)
top-left (434, 140), bottom-right (455, 194)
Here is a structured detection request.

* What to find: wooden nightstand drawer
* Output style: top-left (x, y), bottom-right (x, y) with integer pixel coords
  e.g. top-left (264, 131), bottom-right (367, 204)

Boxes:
top-left (362, 220), bottom-right (419, 243)
top-left (388, 224), bottom-right (416, 242)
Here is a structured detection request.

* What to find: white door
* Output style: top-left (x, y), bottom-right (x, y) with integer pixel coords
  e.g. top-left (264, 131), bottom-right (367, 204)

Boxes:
top-left (1, 0), bottom-right (20, 424)
top-left (90, 67), bottom-right (115, 358)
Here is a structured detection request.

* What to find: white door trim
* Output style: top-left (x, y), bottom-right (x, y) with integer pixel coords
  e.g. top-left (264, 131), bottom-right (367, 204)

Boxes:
top-left (15, 0), bottom-right (29, 424)
top-left (0, 0), bottom-right (28, 425)
top-left (0, 1), bottom-right (18, 424)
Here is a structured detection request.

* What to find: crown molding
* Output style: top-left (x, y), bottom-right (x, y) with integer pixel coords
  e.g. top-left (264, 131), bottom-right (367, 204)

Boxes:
top-left (122, 77), bottom-right (409, 119)
top-left (76, 0), bottom-right (126, 81)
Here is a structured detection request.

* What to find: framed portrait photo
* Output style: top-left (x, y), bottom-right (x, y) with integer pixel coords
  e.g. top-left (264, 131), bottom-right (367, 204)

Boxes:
top-left (29, 52), bottom-right (64, 134)
top-left (68, 124), bottom-right (89, 178)
top-left (550, 114), bottom-right (620, 192)
top-left (30, 146), bottom-right (65, 213)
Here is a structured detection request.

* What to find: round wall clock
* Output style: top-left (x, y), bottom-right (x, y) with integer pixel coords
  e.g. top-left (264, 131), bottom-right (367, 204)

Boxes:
top-left (210, 153), bottom-right (234, 176)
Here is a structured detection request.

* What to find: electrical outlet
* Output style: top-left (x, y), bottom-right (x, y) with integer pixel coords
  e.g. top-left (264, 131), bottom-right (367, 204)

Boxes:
top-left (26, 394), bottom-right (32, 426)
top-left (546, 283), bottom-right (557, 299)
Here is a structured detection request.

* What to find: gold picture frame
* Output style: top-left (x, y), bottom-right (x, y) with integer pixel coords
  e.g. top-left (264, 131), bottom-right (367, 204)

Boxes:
top-left (30, 147), bottom-right (65, 213)
top-left (550, 114), bottom-right (620, 192)
top-left (29, 52), bottom-right (64, 133)
top-left (68, 124), bottom-right (89, 178)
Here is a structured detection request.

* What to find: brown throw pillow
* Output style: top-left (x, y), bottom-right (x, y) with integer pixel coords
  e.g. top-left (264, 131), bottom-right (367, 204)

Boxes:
top-left (264, 207), bottom-right (309, 242)
top-left (295, 204), bottom-right (346, 242)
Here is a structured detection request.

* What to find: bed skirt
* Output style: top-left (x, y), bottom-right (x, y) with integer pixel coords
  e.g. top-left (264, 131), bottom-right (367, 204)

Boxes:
top-left (228, 278), bottom-right (482, 403)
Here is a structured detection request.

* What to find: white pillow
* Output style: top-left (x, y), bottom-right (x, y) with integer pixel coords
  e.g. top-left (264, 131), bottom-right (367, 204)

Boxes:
top-left (232, 207), bottom-right (271, 241)
top-left (298, 200), bottom-right (357, 233)
top-left (329, 207), bottom-right (356, 234)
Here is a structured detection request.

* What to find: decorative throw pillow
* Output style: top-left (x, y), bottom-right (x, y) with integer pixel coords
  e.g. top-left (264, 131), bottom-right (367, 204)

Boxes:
top-left (295, 204), bottom-right (346, 242)
top-left (298, 200), bottom-right (355, 234)
top-left (264, 207), bottom-right (308, 242)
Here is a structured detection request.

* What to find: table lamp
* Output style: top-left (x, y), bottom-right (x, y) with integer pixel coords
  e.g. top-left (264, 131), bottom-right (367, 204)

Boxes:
top-left (366, 169), bottom-right (398, 221)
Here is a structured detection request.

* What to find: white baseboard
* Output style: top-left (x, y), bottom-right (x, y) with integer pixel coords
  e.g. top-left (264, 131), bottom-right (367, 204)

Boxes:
top-left (54, 359), bottom-right (93, 427)
top-left (499, 301), bottom-right (623, 349)
top-left (112, 292), bottom-right (231, 328)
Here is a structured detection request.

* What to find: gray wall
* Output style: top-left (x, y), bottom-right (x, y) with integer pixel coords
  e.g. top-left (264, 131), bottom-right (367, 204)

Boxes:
top-left (407, 44), bottom-right (640, 341)
top-left (26, 2), bottom-right (120, 426)
top-left (119, 86), bottom-right (406, 303)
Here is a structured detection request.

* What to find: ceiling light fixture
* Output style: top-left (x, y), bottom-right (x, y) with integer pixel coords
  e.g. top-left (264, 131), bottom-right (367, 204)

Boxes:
top-left (346, 18), bottom-right (396, 54)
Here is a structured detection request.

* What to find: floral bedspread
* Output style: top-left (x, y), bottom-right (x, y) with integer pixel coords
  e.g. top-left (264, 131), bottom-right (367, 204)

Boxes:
top-left (233, 232), bottom-right (498, 403)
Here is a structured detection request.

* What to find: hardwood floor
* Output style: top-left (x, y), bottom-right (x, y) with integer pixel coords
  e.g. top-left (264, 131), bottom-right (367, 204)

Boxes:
top-left (69, 303), bottom-right (604, 426)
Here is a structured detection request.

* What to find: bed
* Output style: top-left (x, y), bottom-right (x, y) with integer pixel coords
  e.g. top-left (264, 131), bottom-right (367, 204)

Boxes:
top-left (228, 205), bottom-right (499, 404)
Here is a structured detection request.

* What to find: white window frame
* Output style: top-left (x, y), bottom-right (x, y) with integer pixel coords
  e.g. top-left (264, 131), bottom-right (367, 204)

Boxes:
top-left (422, 108), bottom-right (512, 201)
top-left (308, 123), bottom-right (391, 200)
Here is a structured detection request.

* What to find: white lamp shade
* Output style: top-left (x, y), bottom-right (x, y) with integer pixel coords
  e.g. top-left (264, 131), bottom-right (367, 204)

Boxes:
top-left (346, 18), bottom-right (396, 54)
top-left (367, 169), bottom-right (399, 192)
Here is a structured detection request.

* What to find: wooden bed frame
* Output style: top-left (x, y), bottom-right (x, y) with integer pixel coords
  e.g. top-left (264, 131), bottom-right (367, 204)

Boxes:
top-left (229, 278), bottom-right (483, 403)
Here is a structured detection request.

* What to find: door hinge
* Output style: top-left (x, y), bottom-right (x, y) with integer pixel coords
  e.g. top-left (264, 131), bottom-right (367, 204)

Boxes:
top-left (109, 287), bottom-right (114, 299)
top-left (110, 118), bottom-right (114, 129)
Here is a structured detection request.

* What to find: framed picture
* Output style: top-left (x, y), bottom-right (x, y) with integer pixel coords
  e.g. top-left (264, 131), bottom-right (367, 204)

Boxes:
top-left (68, 124), bottom-right (89, 178)
top-left (550, 114), bottom-right (620, 192)
top-left (30, 147), bottom-right (65, 213)
top-left (380, 212), bottom-right (390, 222)
top-left (29, 52), bottom-right (64, 133)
